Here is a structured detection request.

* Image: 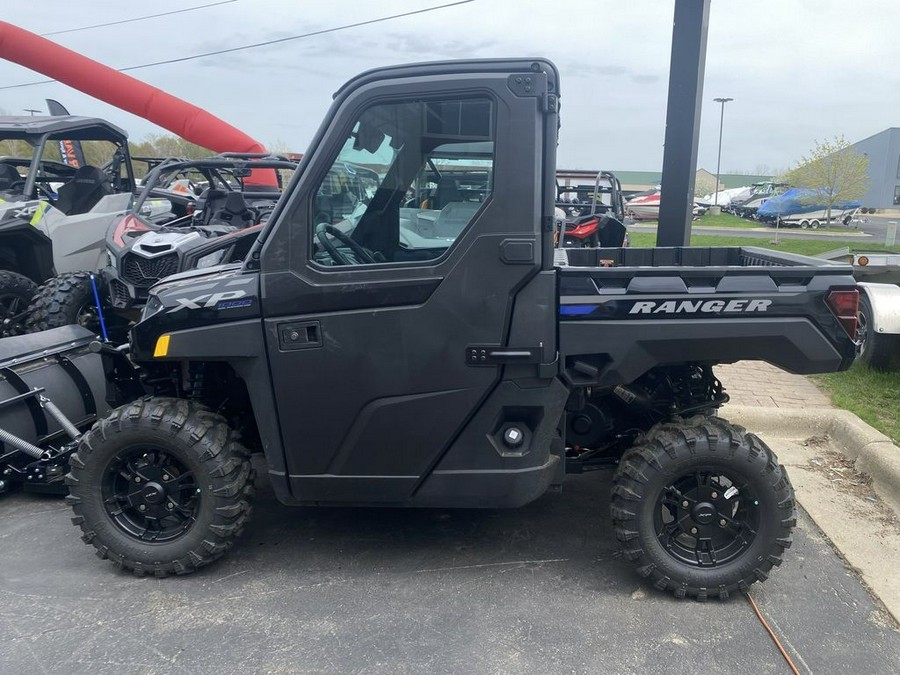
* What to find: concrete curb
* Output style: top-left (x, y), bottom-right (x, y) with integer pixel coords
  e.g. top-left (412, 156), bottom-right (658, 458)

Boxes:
top-left (724, 406), bottom-right (900, 514)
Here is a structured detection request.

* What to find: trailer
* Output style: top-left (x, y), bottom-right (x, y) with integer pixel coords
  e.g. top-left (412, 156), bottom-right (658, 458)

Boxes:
top-left (819, 248), bottom-right (900, 370)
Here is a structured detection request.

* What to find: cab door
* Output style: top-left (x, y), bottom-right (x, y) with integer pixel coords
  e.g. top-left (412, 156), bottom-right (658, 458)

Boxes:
top-left (259, 62), bottom-right (556, 502)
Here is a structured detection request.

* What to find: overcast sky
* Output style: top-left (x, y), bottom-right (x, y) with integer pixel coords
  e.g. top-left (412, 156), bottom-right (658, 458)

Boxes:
top-left (2, 0), bottom-right (898, 175)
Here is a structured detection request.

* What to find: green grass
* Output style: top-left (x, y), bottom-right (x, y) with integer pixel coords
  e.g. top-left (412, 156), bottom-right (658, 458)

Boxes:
top-left (640, 212), bottom-right (857, 233)
top-left (814, 364), bottom-right (900, 444)
top-left (695, 212), bottom-right (765, 229)
top-left (628, 231), bottom-right (899, 256)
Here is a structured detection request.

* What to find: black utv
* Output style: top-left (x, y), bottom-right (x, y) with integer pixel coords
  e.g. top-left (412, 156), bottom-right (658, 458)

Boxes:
top-left (62, 59), bottom-right (859, 600)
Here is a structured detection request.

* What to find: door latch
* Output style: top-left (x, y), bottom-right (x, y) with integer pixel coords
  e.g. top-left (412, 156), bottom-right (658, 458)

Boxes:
top-left (278, 321), bottom-right (322, 351)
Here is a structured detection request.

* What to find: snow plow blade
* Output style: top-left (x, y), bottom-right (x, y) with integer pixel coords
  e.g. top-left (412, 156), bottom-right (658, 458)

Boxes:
top-left (0, 326), bottom-right (109, 493)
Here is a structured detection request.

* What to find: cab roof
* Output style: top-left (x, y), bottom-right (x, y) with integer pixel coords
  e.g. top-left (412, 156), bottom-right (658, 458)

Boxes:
top-left (0, 115), bottom-right (128, 142)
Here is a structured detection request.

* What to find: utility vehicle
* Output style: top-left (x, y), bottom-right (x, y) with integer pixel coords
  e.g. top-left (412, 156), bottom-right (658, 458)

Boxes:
top-left (24, 155), bottom-right (297, 339)
top-left (0, 116), bottom-right (138, 334)
top-left (554, 170), bottom-right (626, 247)
top-left (818, 247), bottom-right (900, 370)
top-left (55, 59), bottom-right (859, 599)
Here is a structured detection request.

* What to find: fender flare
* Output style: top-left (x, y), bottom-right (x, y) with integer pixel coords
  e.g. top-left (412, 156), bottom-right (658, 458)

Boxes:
top-left (859, 282), bottom-right (900, 335)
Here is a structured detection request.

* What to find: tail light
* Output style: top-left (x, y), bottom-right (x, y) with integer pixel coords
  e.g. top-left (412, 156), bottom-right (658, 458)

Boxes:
top-left (112, 214), bottom-right (151, 247)
top-left (825, 289), bottom-right (859, 340)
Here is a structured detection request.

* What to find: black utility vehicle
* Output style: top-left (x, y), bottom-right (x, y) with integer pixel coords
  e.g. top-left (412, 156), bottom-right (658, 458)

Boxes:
top-left (64, 60), bottom-right (859, 599)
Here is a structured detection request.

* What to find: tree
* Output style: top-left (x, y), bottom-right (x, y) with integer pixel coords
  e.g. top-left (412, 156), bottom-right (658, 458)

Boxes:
top-left (128, 134), bottom-right (214, 177)
top-left (783, 135), bottom-right (869, 223)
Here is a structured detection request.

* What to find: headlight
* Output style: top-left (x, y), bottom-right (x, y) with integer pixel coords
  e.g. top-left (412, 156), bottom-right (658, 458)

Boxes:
top-left (106, 249), bottom-right (117, 269)
top-left (141, 293), bottom-right (164, 320)
top-left (196, 250), bottom-right (225, 269)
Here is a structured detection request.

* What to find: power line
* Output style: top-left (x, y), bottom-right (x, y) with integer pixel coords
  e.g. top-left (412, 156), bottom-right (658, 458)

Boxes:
top-left (0, 1), bottom-right (476, 91)
top-left (40, 1), bottom-right (238, 37)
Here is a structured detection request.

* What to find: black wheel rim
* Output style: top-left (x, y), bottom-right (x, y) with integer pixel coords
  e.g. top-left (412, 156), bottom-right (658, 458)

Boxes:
top-left (102, 446), bottom-right (201, 543)
top-left (0, 293), bottom-right (27, 336)
top-left (654, 466), bottom-right (760, 567)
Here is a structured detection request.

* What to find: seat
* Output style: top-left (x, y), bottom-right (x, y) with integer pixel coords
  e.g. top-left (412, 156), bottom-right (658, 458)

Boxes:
top-left (432, 177), bottom-right (462, 210)
top-left (597, 215), bottom-right (627, 247)
top-left (0, 163), bottom-right (23, 192)
top-left (53, 165), bottom-right (113, 215)
top-left (432, 201), bottom-right (480, 238)
top-left (208, 192), bottom-right (255, 229)
top-left (192, 188), bottom-right (229, 226)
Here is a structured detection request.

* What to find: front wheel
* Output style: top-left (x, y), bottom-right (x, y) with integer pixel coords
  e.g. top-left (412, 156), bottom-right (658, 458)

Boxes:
top-left (25, 271), bottom-right (101, 333)
top-left (611, 416), bottom-right (795, 600)
top-left (66, 398), bottom-right (255, 576)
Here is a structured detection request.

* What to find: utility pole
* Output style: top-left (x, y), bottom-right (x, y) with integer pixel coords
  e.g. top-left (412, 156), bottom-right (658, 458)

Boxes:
top-left (713, 97), bottom-right (733, 206)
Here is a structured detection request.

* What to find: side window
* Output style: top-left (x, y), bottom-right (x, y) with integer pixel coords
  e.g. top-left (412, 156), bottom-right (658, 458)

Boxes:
top-left (311, 97), bottom-right (494, 267)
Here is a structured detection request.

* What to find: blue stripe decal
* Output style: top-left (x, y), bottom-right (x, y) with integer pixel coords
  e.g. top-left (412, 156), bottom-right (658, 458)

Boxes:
top-left (559, 304), bottom-right (598, 316)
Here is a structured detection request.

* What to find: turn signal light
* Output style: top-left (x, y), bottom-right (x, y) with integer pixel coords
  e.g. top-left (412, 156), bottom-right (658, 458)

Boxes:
top-left (825, 289), bottom-right (859, 340)
top-left (153, 334), bottom-right (171, 358)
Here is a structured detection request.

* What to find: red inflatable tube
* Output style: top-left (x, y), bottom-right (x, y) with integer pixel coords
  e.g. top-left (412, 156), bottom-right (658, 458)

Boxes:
top-left (0, 21), bottom-right (276, 186)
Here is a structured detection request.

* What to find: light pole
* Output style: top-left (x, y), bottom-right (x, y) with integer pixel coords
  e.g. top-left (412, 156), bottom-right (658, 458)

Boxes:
top-left (713, 97), bottom-right (733, 206)
top-left (23, 108), bottom-right (41, 116)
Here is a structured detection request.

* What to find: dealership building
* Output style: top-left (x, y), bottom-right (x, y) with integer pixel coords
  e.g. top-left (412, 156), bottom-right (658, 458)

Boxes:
top-left (851, 127), bottom-right (900, 208)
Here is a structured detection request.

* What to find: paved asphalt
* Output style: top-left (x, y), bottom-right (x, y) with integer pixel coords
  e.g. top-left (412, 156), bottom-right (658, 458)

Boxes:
top-left (2, 463), bottom-right (899, 674)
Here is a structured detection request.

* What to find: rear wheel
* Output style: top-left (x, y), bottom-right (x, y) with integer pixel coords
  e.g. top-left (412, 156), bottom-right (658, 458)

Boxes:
top-left (810, 220), bottom-right (820, 230)
top-left (0, 270), bottom-right (37, 336)
top-left (611, 416), bottom-right (795, 600)
top-left (799, 220), bottom-right (809, 229)
top-left (25, 271), bottom-right (103, 334)
top-left (66, 398), bottom-right (255, 576)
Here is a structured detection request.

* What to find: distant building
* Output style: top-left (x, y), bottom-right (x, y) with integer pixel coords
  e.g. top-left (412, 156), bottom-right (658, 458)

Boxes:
top-left (850, 128), bottom-right (900, 209)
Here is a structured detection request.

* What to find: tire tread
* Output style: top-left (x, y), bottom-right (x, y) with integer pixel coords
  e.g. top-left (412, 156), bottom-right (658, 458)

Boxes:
top-left (66, 396), bottom-right (254, 576)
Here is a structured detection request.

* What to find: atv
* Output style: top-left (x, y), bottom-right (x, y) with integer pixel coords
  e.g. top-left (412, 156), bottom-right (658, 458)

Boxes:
top-left (0, 115), bottom-right (138, 335)
top-left (25, 155), bottom-right (297, 340)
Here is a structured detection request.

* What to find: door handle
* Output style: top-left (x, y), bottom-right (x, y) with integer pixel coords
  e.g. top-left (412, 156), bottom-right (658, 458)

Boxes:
top-left (278, 321), bottom-right (322, 351)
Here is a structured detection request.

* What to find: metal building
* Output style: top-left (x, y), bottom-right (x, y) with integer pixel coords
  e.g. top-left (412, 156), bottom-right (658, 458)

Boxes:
top-left (851, 127), bottom-right (900, 209)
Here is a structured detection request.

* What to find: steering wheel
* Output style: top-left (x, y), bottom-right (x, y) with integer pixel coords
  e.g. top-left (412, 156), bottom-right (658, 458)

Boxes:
top-left (315, 223), bottom-right (376, 265)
